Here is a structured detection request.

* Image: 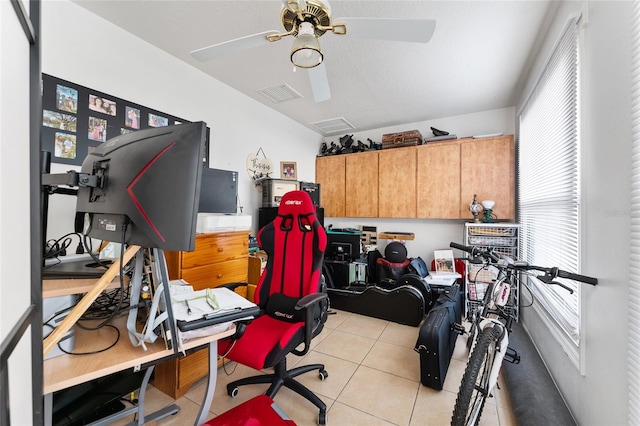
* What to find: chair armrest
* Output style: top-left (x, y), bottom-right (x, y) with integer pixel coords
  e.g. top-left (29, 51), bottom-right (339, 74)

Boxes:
top-left (219, 282), bottom-right (248, 291)
top-left (292, 292), bottom-right (329, 356)
top-left (295, 292), bottom-right (328, 310)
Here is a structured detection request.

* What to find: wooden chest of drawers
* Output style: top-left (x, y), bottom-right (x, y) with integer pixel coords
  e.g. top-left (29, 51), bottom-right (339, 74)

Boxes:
top-left (154, 230), bottom-right (249, 399)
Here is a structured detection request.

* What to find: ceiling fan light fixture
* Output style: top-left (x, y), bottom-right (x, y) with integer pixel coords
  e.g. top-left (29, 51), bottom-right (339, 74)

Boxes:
top-left (290, 22), bottom-right (323, 68)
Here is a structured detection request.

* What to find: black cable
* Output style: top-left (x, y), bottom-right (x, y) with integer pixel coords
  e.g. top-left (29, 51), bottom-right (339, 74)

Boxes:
top-left (43, 322), bottom-right (121, 356)
top-left (58, 324), bottom-right (120, 355)
top-left (43, 232), bottom-right (88, 260)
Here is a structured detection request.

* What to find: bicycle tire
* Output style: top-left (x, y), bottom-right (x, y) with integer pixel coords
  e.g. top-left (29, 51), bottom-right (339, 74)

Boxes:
top-left (451, 325), bottom-right (501, 426)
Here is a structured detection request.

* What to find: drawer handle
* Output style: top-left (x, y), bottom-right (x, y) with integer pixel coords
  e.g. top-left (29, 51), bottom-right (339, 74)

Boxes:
top-left (217, 273), bottom-right (223, 278)
top-left (217, 247), bottom-right (224, 253)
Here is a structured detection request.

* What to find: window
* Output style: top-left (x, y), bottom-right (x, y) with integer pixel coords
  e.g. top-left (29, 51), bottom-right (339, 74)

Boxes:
top-left (518, 15), bottom-right (581, 362)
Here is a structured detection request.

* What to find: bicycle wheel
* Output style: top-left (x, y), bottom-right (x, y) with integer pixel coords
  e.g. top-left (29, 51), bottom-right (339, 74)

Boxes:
top-left (451, 325), bottom-right (501, 426)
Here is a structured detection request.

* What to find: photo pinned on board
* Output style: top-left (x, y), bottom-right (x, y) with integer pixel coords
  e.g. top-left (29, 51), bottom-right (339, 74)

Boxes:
top-left (125, 106), bottom-right (140, 129)
top-left (88, 116), bottom-right (108, 142)
top-left (89, 94), bottom-right (117, 116)
top-left (56, 84), bottom-right (78, 114)
top-left (43, 110), bottom-right (77, 132)
top-left (148, 113), bottom-right (168, 127)
top-left (54, 132), bottom-right (77, 159)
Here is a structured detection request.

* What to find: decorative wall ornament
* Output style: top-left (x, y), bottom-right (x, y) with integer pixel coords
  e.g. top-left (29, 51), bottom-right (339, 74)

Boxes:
top-left (246, 147), bottom-right (273, 181)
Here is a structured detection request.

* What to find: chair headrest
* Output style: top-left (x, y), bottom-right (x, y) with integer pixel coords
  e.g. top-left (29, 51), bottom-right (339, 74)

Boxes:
top-left (277, 190), bottom-right (315, 216)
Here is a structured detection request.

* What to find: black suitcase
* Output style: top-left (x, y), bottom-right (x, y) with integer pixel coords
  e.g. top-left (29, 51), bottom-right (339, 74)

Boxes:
top-left (414, 284), bottom-right (463, 390)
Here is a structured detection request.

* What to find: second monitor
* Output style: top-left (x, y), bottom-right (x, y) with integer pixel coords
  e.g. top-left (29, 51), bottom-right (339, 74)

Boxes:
top-left (325, 229), bottom-right (361, 262)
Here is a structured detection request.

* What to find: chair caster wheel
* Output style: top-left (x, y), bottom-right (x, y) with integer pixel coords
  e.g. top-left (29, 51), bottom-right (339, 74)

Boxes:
top-left (318, 369), bottom-right (328, 381)
top-left (318, 411), bottom-right (327, 425)
top-left (227, 386), bottom-right (239, 398)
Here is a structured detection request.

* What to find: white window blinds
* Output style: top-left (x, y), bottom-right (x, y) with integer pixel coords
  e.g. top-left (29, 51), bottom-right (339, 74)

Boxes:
top-left (518, 16), bottom-right (581, 346)
top-left (628, 1), bottom-right (640, 424)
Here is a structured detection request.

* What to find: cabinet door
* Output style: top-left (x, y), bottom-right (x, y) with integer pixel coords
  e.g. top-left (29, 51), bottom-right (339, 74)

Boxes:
top-left (345, 151), bottom-right (378, 217)
top-left (460, 135), bottom-right (515, 220)
top-left (417, 141), bottom-right (461, 218)
top-left (316, 155), bottom-right (345, 217)
top-left (378, 147), bottom-right (417, 218)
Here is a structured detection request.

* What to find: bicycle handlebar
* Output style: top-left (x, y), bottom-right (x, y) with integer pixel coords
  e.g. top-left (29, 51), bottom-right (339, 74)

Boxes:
top-left (449, 241), bottom-right (598, 287)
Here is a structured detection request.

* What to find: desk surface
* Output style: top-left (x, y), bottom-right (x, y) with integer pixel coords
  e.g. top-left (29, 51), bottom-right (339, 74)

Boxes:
top-left (43, 314), bottom-right (234, 394)
top-left (43, 276), bottom-right (125, 298)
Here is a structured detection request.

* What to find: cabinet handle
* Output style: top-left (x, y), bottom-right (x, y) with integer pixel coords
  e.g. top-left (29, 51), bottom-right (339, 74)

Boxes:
top-left (217, 273), bottom-right (223, 278)
top-left (217, 247), bottom-right (224, 252)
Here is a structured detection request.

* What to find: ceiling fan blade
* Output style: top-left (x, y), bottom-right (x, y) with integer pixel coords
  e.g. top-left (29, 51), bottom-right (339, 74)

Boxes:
top-left (335, 18), bottom-right (436, 43)
top-left (308, 62), bottom-right (331, 102)
top-left (281, 0), bottom-right (307, 12)
top-left (191, 31), bottom-right (280, 62)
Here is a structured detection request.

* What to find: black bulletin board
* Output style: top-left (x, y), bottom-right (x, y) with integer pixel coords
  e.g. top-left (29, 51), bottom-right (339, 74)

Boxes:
top-left (41, 73), bottom-right (209, 166)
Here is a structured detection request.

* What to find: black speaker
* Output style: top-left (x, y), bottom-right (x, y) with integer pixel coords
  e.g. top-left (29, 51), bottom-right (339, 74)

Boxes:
top-left (258, 206), bottom-right (324, 230)
top-left (299, 182), bottom-right (321, 206)
top-left (385, 241), bottom-right (407, 263)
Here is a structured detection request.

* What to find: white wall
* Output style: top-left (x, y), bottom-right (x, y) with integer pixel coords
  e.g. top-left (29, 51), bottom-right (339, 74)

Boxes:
top-left (516, 2), bottom-right (630, 425)
top-left (42, 0), bottom-right (324, 241)
top-left (322, 107), bottom-right (516, 264)
top-left (0, 1), bottom-right (35, 424)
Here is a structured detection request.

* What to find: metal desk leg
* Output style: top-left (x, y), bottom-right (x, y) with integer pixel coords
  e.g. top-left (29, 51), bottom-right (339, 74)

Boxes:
top-left (195, 340), bottom-right (218, 426)
top-left (116, 366), bottom-right (179, 426)
top-left (44, 393), bottom-right (53, 426)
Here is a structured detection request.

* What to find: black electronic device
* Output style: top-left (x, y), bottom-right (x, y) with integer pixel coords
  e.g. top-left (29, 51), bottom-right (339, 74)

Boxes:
top-left (326, 229), bottom-right (361, 262)
top-left (299, 182), bottom-right (321, 207)
top-left (385, 241), bottom-right (407, 263)
top-left (75, 122), bottom-right (207, 252)
top-left (199, 167), bottom-right (238, 213)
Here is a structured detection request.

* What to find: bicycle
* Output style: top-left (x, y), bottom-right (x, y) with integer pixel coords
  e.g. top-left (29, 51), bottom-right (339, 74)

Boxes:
top-left (448, 241), bottom-right (598, 426)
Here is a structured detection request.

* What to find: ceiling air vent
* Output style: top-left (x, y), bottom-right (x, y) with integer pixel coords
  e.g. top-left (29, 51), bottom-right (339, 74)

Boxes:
top-left (310, 117), bottom-right (356, 135)
top-left (258, 84), bottom-right (303, 103)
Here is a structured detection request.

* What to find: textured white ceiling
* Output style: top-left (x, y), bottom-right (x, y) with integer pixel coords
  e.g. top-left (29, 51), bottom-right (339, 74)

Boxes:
top-left (71, 0), bottom-right (553, 137)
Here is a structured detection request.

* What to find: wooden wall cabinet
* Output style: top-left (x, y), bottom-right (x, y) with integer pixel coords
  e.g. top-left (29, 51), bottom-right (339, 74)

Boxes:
top-left (378, 147), bottom-right (417, 218)
top-left (315, 155), bottom-right (346, 217)
top-left (154, 230), bottom-right (249, 399)
top-left (417, 141), bottom-right (461, 218)
top-left (459, 135), bottom-right (515, 220)
top-left (315, 134), bottom-right (514, 220)
top-left (345, 151), bottom-right (379, 217)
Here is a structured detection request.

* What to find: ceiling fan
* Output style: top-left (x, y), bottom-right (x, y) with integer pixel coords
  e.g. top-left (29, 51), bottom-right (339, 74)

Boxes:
top-left (190, 0), bottom-right (435, 102)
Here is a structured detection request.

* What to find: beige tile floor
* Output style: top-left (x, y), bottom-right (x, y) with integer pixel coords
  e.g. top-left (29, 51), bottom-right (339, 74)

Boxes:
top-left (115, 309), bottom-right (517, 426)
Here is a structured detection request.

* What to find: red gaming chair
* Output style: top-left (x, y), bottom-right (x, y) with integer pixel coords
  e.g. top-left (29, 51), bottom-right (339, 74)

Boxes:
top-left (219, 190), bottom-right (329, 425)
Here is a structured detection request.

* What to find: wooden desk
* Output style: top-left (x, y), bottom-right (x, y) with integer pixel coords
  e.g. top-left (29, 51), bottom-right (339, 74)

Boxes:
top-left (43, 315), bottom-right (234, 395)
top-left (44, 314), bottom-right (235, 425)
top-left (43, 270), bottom-right (237, 426)
top-left (43, 276), bottom-right (124, 299)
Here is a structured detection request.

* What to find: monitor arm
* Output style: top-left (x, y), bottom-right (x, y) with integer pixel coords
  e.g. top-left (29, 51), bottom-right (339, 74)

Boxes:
top-left (42, 170), bottom-right (99, 196)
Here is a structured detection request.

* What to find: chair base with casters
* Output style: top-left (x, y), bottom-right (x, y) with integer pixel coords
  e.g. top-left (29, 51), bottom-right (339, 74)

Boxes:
top-left (226, 357), bottom-right (328, 425)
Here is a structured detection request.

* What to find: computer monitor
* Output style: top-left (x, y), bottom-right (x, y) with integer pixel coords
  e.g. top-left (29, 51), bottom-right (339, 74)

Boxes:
top-left (326, 229), bottom-right (362, 262)
top-left (75, 122), bottom-right (207, 252)
top-left (199, 167), bottom-right (238, 214)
